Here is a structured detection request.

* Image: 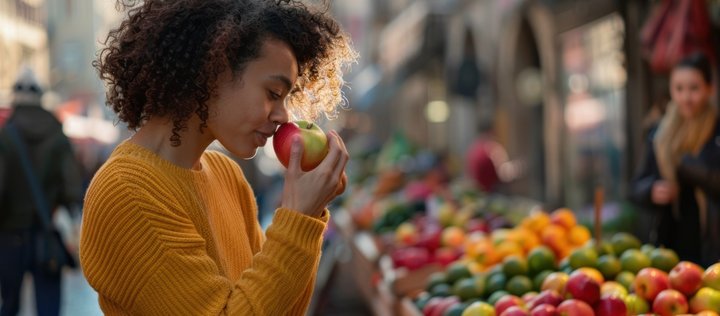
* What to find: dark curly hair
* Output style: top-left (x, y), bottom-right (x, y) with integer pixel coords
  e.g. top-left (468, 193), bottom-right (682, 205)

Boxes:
top-left (95, 0), bottom-right (357, 145)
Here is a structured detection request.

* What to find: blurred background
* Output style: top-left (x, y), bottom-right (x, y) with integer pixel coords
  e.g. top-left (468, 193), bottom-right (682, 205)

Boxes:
top-left (1, 0), bottom-right (719, 315)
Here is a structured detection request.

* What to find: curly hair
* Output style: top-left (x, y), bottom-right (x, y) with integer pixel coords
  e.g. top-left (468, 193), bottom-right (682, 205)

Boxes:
top-left (95, 0), bottom-right (357, 145)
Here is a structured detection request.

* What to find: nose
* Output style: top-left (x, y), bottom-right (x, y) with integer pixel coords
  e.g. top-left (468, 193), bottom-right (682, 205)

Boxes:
top-left (270, 101), bottom-right (289, 125)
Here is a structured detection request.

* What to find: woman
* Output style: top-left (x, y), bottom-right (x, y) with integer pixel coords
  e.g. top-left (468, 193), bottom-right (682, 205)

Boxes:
top-left (631, 52), bottom-right (720, 266)
top-left (80, 0), bottom-right (356, 314)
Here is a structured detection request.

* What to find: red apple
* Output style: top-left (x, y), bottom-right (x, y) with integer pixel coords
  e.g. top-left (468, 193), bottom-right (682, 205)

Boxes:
top-left (556, 299), bottom-right (595, 316)
top-left (273, 120), bottom-right (329, 171)
top-left (501, 306), bottom-right (530, 316)
top-left (633, 267), bottom-right (670, 301)
top-left (690, 287), bottom-right (720, 313)
top-left (565, 272), bottom-right (601, 305)
top-left (495, 295), bottom-right (525, 315)
top-left (529, 290), bottom-right (564, 309)
top-left (530, 304), bottom-right (558, 316)
top-left (465, 218), bottom-right (489, 234)
top-left (652, 289), bottom-right (688, 316)
top-left (669, 261), bottom-right (704, 296)
top-left (523, 292), bottom-right (538, 304)
top-left (704, 263), bottom-right (720, 291)
top-left (433, 247), bottom-right (460, 266)
top-left (389, 247), bottom-right (429, 270)
top-left (427, 296), bottom-right (460, 316)
top-left (594, 296), bottom-right (627, 316)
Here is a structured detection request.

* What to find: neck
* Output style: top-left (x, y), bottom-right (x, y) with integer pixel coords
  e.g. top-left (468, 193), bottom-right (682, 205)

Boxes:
top-left (129, 116), bottom-right (212, 170)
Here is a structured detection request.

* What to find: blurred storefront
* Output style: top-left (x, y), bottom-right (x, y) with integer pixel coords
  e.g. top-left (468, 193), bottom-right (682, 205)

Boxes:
top-left (0, 0), bottom-right (49, 106)
top-left (344, 0), bottom-right (719, 222)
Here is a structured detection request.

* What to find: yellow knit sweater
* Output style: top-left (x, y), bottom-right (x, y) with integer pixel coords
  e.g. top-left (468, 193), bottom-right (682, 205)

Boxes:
top-left (80, 140), bottom-right (328, 315)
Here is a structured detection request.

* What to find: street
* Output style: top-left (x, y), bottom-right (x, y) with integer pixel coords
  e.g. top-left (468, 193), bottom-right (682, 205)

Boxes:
top-left (14, 268), bottom-right (102, 316)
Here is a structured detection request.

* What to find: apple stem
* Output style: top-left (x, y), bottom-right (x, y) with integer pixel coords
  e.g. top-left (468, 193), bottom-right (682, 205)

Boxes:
top-left (307, 123), bottom-right (314, 129)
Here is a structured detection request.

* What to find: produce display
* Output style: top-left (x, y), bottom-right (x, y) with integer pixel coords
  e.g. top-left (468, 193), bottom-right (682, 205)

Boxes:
top-left (411, 218), bottom-right (720, 316)
top-left (338, 136), bottom-right (718, 316)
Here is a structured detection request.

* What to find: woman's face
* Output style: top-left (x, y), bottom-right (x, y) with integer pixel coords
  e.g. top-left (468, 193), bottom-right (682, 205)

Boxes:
top-left (670, 67), bottom-right (713, 119)
top-left (207, 38), bottom-right (297, 159)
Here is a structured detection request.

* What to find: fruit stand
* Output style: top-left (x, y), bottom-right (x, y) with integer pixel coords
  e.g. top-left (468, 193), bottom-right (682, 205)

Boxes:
top-left (329, 165), bottom-right (720, 316)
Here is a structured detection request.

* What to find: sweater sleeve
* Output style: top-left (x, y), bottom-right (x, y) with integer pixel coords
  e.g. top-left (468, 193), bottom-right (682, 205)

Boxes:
top-left (81, 176), bottom-right (328, 315)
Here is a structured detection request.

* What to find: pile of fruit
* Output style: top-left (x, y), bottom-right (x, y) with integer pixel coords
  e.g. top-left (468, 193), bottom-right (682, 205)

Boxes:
top-left (412, 209), bottom-right (720, 316)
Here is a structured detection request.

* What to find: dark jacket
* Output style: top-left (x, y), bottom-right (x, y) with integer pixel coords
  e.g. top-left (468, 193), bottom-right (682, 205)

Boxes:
top-left (630, 115), bottom-right (720, 267)
top-left (0, 105), bottom-right (84, 231)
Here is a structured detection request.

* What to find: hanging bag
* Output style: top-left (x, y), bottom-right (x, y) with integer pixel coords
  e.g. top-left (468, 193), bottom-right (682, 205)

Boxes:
top-left (640, 0), bottom-right (716, 73)
top-left (4, 122), bottom-right (76, 274)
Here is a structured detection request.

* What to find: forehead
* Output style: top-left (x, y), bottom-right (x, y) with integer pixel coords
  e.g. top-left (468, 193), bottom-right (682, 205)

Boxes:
top-left (248, 38), bottom-right (298, 81)
top-left (671, 67), bottom-right (706, 83)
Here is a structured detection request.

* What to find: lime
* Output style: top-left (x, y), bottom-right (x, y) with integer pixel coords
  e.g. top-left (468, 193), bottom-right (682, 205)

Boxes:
top-left (640, 244), bottom-right (655, 257)
top-left (472, 274), bottom-right (486, 298)
top-left (447, 262), bottom-right (472, 284)
top-left (610, 232), bottom-right (641, 256)
top-left (453, 278), bottom-right (482, 301)
top-left (502, 255), bottom-right (529, 277)
top-left (649, 248), bottom-right (679, 272)
top-left (487, 290), bottom-right (509, 305)
top-left (584, 240), bottom-right (616, 256)
top-left (569, 247), bottom-right (599, 269)
top-left (597, 255), bottom-right (622, 280)
top-left (415, 292), bottom-right (432, 310)
top-left (444, 302), bottom-right (467, 316)
top-left (615, 271), bottom-right (635, 290)
top-left (619, 249), bottom-right (651, 274)
top-left (559, 257), bottom-right (570, 271)
top-left (427, 272), bottom-right (448, 291)
top-left (527, 246), bottom-right (557, 275)
top-left (430, 283), bottom-right (452, 297)
top-left (486, 273), bottom-right (507, 295)
top-left (505, 275), bottom-right (534, 296)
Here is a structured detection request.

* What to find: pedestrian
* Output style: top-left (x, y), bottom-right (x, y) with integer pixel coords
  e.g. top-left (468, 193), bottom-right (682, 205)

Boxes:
top-left (631, 52), bottom-right (720, 266)
top-left (80, 0), bottom-right (356, 315)
top-left (465, 121), bottom-right (510, 193)
top-left (0, 67), bottom-right (85, 316)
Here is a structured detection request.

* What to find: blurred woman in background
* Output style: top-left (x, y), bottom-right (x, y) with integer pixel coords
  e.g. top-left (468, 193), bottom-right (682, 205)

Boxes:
top-left (631, 52), bottom-right (720, 266)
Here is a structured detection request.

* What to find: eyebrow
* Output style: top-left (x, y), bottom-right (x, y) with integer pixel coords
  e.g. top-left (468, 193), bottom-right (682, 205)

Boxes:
top-left (269, 75), bottom-right (293, 92)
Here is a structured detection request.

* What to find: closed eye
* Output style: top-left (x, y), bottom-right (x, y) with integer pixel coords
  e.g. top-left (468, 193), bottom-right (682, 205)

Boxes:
top-left (268, 90), bottom-right (281, 101)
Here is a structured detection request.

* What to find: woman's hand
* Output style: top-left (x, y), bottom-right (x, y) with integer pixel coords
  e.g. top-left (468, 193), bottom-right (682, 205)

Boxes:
top-left (281, 131), bottom-right (348, 218)
top-left (651, 180), bottom-right (678, 205)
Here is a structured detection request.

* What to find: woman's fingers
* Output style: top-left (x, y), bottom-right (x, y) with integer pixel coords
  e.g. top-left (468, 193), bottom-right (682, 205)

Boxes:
top-left (287, 135), bottom-right (303, 175)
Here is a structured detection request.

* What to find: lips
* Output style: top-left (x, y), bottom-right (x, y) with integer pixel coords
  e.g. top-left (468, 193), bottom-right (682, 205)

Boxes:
top-left (255, 130), bottom-right (274, 146)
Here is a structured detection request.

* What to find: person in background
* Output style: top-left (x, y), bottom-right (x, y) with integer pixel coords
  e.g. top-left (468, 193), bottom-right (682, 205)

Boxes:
top-left (0, 67), bottom-right (85, 316)
top-left (466, 121), bottom-right (512, 193)
top-left (80, 0), bottom-right (355, 314)
top-left (631, 52), bottom-right (720, 266)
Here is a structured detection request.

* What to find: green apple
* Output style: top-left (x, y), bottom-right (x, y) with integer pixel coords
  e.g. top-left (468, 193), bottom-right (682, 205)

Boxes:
top-left (625, 293), bottom-right (650, 314)
top-left (690, 287), bottom-right (720, 313)
top-left (704, 263), bottom-right (720, 291)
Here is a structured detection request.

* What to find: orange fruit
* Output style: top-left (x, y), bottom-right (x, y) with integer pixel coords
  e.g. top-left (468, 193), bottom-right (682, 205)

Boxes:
top-left (569, 226), bottom-right (591, 246)
top-left (550, 208), bottom-right (577, 230)
top-left (495, 241), bottom-right (524, 260)
top-left (526, 210), bottom-right (551, 233)
top-left (442, 226), bottom-right (466, 248)
top-left (541, 225), bottom-right (569, 256)
top-left (511, 228), bottom-right (541, 252)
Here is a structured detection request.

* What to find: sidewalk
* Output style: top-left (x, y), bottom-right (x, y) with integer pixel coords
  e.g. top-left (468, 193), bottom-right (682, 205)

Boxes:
top-left (16, 268), bottom-right (102, 316)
